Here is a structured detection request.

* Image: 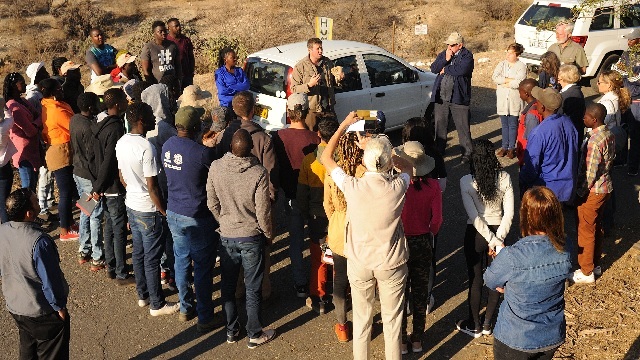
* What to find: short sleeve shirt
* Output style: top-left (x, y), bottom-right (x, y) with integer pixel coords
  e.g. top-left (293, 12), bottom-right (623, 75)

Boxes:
top-left (116, 133), bottom-right (161, 212)
top-left (548, 41), bottom-right (588, 69)
top-left (140, 41), bottom-right (180, 83)
top-left (85, 44), bottom-right (117, 82)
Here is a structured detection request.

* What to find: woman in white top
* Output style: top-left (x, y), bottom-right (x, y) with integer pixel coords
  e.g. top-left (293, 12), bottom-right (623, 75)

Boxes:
top-left (0, 97), bottom-right (16, 223)
top-left (456, 139), bottom-right (514, 338)
top-left (597, 70), bottom-right (631, 163)
top-left (492, 43), bottom-right (526, 159)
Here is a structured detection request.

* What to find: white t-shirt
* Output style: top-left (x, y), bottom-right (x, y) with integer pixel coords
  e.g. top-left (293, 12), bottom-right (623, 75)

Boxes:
top-left (115, 133), bottom-right (161, 213)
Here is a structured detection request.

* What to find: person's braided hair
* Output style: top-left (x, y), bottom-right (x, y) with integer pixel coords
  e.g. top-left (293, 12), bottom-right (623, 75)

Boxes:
top-left (470, 139), bottom-right (502, 204)
top-left (332, 132), bottom-right (363, 209)
top-left (3, 72), bottom-right (24, 102)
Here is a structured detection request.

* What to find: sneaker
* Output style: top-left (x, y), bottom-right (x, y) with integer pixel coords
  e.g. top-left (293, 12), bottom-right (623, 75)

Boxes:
top-left (570, 269), bottom-right (595, 284)
top-left (77, 252), bottom-right (90, 265)
top-left (197, 313), bottom-right (225, 334)
top-left (506, 149), bottom-right (516, 159)
top-left (138, 298), bottom-right (149, 307)
top-left (70, 223), bottom-right (79, 232)
top-left (628, 169), bottom-right (638, 176)
top-left (115, 275), bottom-right (136, 286)
top-left (150, 302), bottom-right (179, 316)
top-left (90, 259), bottom-right (106, 272)
top-left (482, 323), bottom-right (493, 335)
top-left (456, 319), bottom-right (481, 338)
top-left (178, 309), bottom-right (197, 322)
top-left (216, 255), bottom-right (221, 263)
top-left (59, 231), bottom-right (79, 241)
top-left (295, 284), bottom-right (309, 298)
top-left (401, 342), bottom-right (409, 355)
top-left (496, 148), bottom-right (507, 157)
top-left (247, 328), bottom-right (276, 349)
top-left (426, 294), bottom-right (435, 315)
top-left (593, 266), bottom-right (602, 277)
top-left (305, 297), bottom-right (326, 315)
top-left (410, 335), bottom-right (423, 353)
top-left (227, 330), bottom-right (240, 344)
top-left (161, 271), bottom-right (168, 284)
top-left (334, 323), bottom-right (350, 343)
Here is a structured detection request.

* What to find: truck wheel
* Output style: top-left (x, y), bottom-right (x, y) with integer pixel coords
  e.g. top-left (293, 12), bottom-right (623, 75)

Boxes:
top-left (591, 54), bottom-right (621, 91)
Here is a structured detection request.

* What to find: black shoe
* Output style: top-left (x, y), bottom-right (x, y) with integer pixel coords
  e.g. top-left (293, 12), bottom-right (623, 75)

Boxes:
top-left (197, 313), bottom-right (225, 334)
top-left (227, 330), bottom-right (240, 343)
top-left (456, 319), bottom-right (481, 338)
top-left (294, 284), bottom-right (309, 298)
top-left (115, 274), bottom-right (136, 286)
top-left (482, 323), bottom-right (493, 335)
top-left (460, 155), bottom-right (471, 165)
top-left (106, 270), bottom-right (116, 279)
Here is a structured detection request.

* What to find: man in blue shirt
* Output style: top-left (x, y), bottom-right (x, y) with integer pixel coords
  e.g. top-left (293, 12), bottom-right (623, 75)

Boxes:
top-left (0, 188), bottom-right (70, 359)
top-left (520, 86), bottom-right (578, 203)
top-left (162, 106), bottom-right (222, 332)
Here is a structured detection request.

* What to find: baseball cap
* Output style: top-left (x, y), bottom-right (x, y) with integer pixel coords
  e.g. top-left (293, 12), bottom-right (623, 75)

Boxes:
top-left (116, 53), bottom-right (137, 68)
top-left (531, 86), bottom-right (562, 112)
top-left (287, 93), bottom-right (309, 111)
top-left (622, 28), bottom-right (640, 40)
top-left (444, 32), bottom-right (464, 45)
top-left (60, 61), bottom-right (81, 76)
top-left (175, 106), bottom-right (205, 130)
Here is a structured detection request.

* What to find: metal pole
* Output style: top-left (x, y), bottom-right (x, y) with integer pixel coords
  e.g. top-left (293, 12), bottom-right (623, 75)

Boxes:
top-left (392, 21), bottom-right (396, 54)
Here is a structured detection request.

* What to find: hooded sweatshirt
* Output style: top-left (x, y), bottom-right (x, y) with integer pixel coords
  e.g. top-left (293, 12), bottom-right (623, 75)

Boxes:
top-left (206, 152), bottom-right (272, 240)
top-left (141, 83), bottom-right (174, 139)
top-left (91, 114), bottom-right (126, 195)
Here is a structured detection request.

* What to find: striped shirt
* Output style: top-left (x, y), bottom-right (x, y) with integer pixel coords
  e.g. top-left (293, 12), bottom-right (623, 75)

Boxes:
top-left (577, 125), bottom-right (614, 195)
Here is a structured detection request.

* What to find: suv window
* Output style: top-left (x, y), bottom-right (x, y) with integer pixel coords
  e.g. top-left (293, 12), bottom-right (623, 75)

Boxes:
top-left (518, 4), bottom-right (572, 27)
top-left (589, 7), bottom-right (614, 31)
top-left (334, 55), bottom-right (363, 93)
top-left (363, 54), bottom-right (412, 88)
top-left (621, 4), bottom-right (640, 28)
top-left (245, 57), bottom-right (288, 97)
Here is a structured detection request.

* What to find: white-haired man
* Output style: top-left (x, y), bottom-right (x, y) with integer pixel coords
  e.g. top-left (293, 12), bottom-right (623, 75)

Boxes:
top-left (548, 22), bottom-right (588, 74)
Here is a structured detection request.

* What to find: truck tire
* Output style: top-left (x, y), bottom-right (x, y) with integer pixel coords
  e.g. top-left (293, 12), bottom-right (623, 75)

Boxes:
top-left (591, 53), bottom-right (621, 91)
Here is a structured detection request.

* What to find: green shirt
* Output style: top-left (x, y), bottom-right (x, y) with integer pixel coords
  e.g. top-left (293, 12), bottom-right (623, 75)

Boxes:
top-left (548, 40), bottom-right (589, 70)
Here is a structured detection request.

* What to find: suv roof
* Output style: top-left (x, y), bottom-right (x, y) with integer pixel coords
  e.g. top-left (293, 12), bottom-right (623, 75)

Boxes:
top-left (248, 40), bottom-right (389, 65)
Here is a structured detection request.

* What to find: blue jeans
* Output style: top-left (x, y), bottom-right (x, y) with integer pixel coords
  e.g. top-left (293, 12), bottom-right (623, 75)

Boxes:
top-left (286, 197), bottom-right (306, 287)
top-left (127, 208), bottom-right (166, 310)
top-left (500, 115), bottom-right (518, 150)
top-left (104, 196), bottom-right (128, 279)
top-left (73, 175), bottom-right (104, 260)
top-left (18, 161), bottom-right (37, 192)
top-left (166, 210), bottom-right (218, 324)
top-left (220, 236), bottom-right (265, 338)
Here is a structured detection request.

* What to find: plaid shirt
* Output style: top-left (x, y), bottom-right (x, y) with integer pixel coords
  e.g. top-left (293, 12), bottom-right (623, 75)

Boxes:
top-left (577, 125), bottom-right (615, 195)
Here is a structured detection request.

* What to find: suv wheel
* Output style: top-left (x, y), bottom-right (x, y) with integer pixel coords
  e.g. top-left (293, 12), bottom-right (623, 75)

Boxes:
top-left (590, 53), bottom-right (621, 92)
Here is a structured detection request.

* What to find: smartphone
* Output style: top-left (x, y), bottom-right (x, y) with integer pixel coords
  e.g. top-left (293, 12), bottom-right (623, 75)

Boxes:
top-left (356, 110), bottom-right (378, 133)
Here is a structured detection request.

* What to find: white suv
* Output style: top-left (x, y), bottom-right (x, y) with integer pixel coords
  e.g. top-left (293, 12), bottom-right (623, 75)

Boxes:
top-left (244, 40), bottom-right (436, 131)
top-left (515, 0), bottom-right (640, 84)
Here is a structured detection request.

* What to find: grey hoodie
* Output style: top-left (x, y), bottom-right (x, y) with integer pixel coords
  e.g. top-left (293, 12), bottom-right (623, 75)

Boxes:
top-left (207, 152), bottom-right (272, 239)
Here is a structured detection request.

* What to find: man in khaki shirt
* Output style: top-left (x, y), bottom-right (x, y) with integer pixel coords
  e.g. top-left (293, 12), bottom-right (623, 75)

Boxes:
top-left (547, 22), bottom-right (588, 74)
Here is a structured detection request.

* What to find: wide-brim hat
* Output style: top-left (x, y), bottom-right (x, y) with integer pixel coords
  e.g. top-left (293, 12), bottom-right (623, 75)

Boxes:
top-left (116, 53), bottom-right (137, 68)
top-left (85, 74), bottom-right (122, 96)
top-left (178, 85), bottom-right (211, 108)
top-left (60, 61), bottom-right (81, 76)
top-left (393, 141), bottom-right (435, 177)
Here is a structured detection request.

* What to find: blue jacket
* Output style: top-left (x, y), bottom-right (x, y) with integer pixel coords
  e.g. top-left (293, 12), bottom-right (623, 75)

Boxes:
top-left (429, 47), bottom-right (474, 106)
top-left (519, 113), bottom-right (578, 202)
top-left (215, 66), bottom-right (250, 108)
top-left (484, 235), bottom-right (571, 352)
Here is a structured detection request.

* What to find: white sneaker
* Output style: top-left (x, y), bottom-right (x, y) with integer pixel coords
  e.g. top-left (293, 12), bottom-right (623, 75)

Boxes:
top-left (570, 269), bottom-right (595, 284)
top-left (426, 294), bottom-right (435, 314)
top-left (593, 266), bottom-right (602, 277)
top-left (247, 328), bottom-right (276, 349)
top-left (150, 302), bottom-right (179, 316)
top-left (138, 298), bottom-right (149, 307)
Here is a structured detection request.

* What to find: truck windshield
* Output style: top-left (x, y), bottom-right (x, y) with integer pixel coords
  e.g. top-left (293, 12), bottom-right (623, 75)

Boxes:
top-left (518, 4), bottom-right (572, 27)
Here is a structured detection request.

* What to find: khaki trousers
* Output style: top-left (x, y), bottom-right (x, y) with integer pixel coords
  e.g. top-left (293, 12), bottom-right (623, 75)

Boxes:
top-left (576, 192), bottom-right (610, 275)
top-left (348, 261), bottom-right (407, 360)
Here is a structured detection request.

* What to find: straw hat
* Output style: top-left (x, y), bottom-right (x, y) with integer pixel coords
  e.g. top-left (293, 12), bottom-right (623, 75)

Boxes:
top-left (85, 74), bottom-right (122, 96)
top-left (178, 85), bottom-right (210, 108)
top-left (393, 141), bottom-right (435, 176)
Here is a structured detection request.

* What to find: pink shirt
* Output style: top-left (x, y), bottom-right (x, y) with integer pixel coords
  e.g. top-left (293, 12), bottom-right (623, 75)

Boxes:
top-left (401, 178), bottom-right (443, 236)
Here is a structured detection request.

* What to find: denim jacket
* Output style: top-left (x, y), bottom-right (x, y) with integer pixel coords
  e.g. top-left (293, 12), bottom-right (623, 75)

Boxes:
top-left (484, 235), bottom-right (571, 351)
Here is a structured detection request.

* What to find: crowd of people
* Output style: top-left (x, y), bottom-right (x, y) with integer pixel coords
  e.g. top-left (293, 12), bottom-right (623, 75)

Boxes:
top-left (0, 17), bottom-right (638, 360)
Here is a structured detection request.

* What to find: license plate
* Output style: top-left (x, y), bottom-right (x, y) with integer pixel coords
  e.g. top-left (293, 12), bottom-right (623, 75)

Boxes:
top-left (254, 105), bottom-right (269, 119)
top-left (529, 38), bottom-right (547, 49)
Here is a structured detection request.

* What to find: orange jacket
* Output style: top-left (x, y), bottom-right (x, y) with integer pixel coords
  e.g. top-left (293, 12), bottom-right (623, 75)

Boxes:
top-left (41, 98), bottom-right (73, 145)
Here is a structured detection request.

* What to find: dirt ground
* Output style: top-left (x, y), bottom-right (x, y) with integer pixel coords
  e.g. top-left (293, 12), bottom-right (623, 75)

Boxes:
top-left (1, 0), bottom-right (640, 359)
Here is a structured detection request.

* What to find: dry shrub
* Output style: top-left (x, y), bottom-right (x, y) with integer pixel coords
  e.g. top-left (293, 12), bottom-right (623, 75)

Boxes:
top-left (476, 0), bottom-right (528, 22)
top-left (5, 30), bottom-right (68, 71)
top-left (0, 0), bottom-right (53, 18)
top-left (422, 21), bottom-right (451, 59)
top-left (51, 0), bottom-right (115, 40)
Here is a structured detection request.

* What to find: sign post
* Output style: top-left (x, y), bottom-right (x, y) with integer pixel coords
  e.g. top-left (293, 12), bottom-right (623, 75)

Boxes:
top-left (315, 17), bottom-right (333, 40)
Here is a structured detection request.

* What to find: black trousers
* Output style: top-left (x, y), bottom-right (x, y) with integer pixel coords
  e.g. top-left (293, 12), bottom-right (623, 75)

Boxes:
top-left (464, 224), bottom-right (500, 328)
top-left (433, 101), bottom-right (473, 156)
top-left (11, 311), bottom-right (70, 360)
top-left (493, 338), bottom-right (558, 360)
